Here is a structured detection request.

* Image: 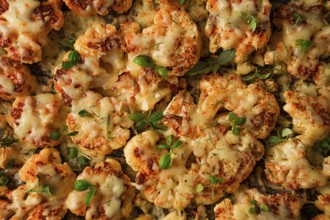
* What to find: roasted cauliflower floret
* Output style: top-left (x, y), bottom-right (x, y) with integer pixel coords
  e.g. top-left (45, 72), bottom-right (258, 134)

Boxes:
top-left (0, 0), bottom-right (64, 63)
top-left (2, 148), bottom-right (75, 219)
top-left (315, 186), bottom-right (330, 217)
top-left (66, 159), bottom-right (135, 220)
top-left (265, 139), bottom-right (328, 190)
top-left (111, 70), bottom-right (174, 112)
top-left (264, 2), bottom-right (329, 81)
top-left (124, 127), bottom-right (263, 210)
top-left (121, 7), bottom-right (201, 76)
top-left (214, 187), bottom-right (303, 220)
top-left (66, 91), bottom-right (133, 161)
top-left (6, 93), bottom-right (67, 148)
top-left (54, 24), bottom-right (124, 106)
top-left (283, 89), bottom-right (330, 145)
top-left (0, 57), bottom-right (37, 100)
top-left (64, 0), bottom-right (132, 16)
top-left (205, 0), bottom-right (271, 63)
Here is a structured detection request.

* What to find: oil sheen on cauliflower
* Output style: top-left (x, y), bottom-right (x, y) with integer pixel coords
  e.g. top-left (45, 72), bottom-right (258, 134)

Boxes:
top-left (66, 91), bottom-right (133, 161)
top-left (0, 57), bottom-right (37, 100)
top-left (120, 6), bottom-right (202, 76)
top-left (66, 158), bottom-right (135, 220)
top-left (0, 0), bottom-right (64, 63)
top-left (6, 93), bottom-right (67, 148)
top-left (214, 186), bottom-right (303, 220)
top-left (1, 148), bottom-right (75, 219)
top-left (205, 0), bottom-right (271, 63)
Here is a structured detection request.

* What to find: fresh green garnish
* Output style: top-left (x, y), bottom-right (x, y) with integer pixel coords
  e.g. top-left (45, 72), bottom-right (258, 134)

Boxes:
top-left (129, 111), bottom-right (166, 132)
top-left (67, 131), bottom-right (79, 136)
top-left (27, 175), bottom-right (52, 196)
top-left (78, 110), bottom-right (89, 117)
top-left (73, 180), bottom-right (96, 206)
top-left (0, 173), bottom-right (8, 186)
top-left (68, 147), bottom-right (78, 159)
top-left (133, 55), bottom-right (154, 68)
top-left (296, 39), bottom-right (313, 52)
top-left (293, 13), bottom-right (304, 25)
top-left (155, 66), bottom-right (168, 78)
top-left (62, 50), bottom-right (81, 70)
top-left (268, 136), bottom-right (283, 145)
top-left (49, 131), bottom-right (61, 140)
top-left (249, 200), bottom-right (269, 215)
top-left (78, 157), bottom-right (89, 169)
top-left (61, 33), bottom-right (76, 50)
top-left (186, 49), bottom-right (235, 76)
top-left (268, 128), bottom-right (294, 144)
top-left (0, 130), bottom-right (18, 148)
top-left (40, 184), bottom-right (52, 196)
top-left (179, 0), bottom-right (185, 4)
top-left (196, 183), bottom-right (204, 193)
top-left (209, 175), bottom-right (224, 198)
top-left (248, 15), bottom-right (257, 32)
top-left (320, 140), bottom-right (330, 156)
top-left (159, 153), bottom-right (172, 170)
top-left (228, 112), bottom-right (246, 136)
top-left (158, 135), bottom-right (183, 170)
top-left (242, 68), bottom-right (272, 81)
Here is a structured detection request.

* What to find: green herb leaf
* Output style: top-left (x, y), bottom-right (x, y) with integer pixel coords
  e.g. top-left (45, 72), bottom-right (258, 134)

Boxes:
top-left (281, 128), bottom-right (294, 138)
top-left (155, 66), bottom-right (168, 78)
top-left (68, 147), bottom-right (78, 159)
top-left (293, 13), bottom-right (304, 25)
top-left (232, 126), bottom-right (240, 136)
top-left (133, 55), bottom-right (154, 68)
top-left (74, 180), bottom-right (92, 191)
top-left (228, 112), bottom-right (238, 121)
top-left (185, 61), bottom-right (211, 76)
top-left (179, 0), bottom-right (185, 4)
top-left (296, 39), bottom-right (313, 52)
top-left (128, 113), bottom-right (146, 122)
top-left (217, 49), bottom-right (236, 66)
top-left (150, 122), bottom-right (167, 130)
top-left (61, 33), bottom-right (76, 50)
top-left (209, 175), bottom-right (224, 184)
top-left (242, 73), bottom-right (257, 81)
top-left (135, 120), bottom-right (148, 131)
top-left (172, 140), bottom-right (182, 149)
top-left (268, 136), bottom-right (282, 144)
top-left (0, 135), bottom-right (18, 147)
top-left (248, 15), bottom-right (257, 32)
top-left (320, 141), bottom-right (330, 155)
top-left (85, 187), bottom-right (95, 206)
top-left (41, 184), bottom-right (52, 196)
top-left (158, 144), bottom-right (169, 149)
top-left (49, 131), bottom-right (61, 140)
top-left (0, 174), bottom-right (8, 186)
top-left (78, 110), bottom-right (89, 117)
top-left (67, 131), bottom-right (79, 136)
top-left (257, 72), bottom-right (272, 80)
top-left (78, 157), bottom-right (89, 169)
top-left (149, 112), bottom-right (163, 123)
top-left (68, 50), bottom-right (81, 63)
top-left (196, 183), bottom-right (204, 193)
top-left (159, 153), bottom-right (172, 170)
top-left (166, 135), bottom-right (173, 145)
top-left (259, 204), bottom-right (270, 212)
top-left (62, 61), bottom-right (74, 70)
top-left (5, 159), bottom-right (14, 169)
top-left (234, 117), bottom-right (246, 126)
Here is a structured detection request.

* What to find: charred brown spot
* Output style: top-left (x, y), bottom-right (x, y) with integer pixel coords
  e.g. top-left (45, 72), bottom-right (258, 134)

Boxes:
top-left (0, 0), bottom-right (8, 14)
top-left (136, 172), bottom-right (147, 185)
top-left (11, 101), bottom-right (24, 122)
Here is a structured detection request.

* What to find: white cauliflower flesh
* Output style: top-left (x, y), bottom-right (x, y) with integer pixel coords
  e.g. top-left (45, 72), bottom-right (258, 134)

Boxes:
top-left (205, 0), bottom-right (271, 63)
top-left (214, 187), bottom-right (303, 220)
top-left (315, 186), bottom-right (330, 217)
top-left (111, 70), bottom-right (174, 112)
top-left (0, 57), bottom-right (37, 101)
top-left (124, 125), bottom-right (263, 210)
top-left (121, 6), bottom-right (202, 76)
top-left (54, 24), bottom-right (124, 106)
top-left (265, 139), bottom-right (328, 190)
top-left (66, 159), bottom-right (135, 220)
top-left (0, 0), bottom-right (64, 63)
top-left (283, 89), bottom-right (330, 145)
top-left (64, 0), bottom-right (132, 16)
top-left (264, 1), bottom-right (330, 82)
top-left (2, 148), bottom-right (76, 219)
top-left (6, 93), bottom-right (67, 148)
top-left (66, 91), bottom-right (133, 161)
